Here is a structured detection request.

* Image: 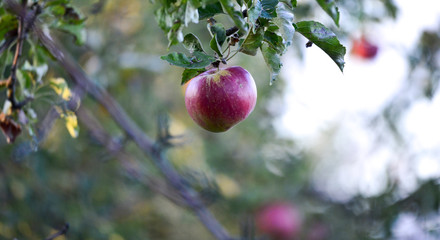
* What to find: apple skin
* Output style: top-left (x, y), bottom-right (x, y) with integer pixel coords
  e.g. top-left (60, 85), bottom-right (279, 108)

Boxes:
top-left (256, 202), bottom-right (302, 240)
top-left (351, 37), bottom-right (379, 59)
top-left (184, 66), bottom-right (257, 132)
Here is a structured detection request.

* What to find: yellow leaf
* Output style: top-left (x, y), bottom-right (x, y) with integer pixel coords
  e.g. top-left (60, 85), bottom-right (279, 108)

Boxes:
top-left (64, 111), bottom-right (79, 138)
top-left (50, 77), bottom-right (72, 101)
top-left (216, 174), bottom-right (240, 198)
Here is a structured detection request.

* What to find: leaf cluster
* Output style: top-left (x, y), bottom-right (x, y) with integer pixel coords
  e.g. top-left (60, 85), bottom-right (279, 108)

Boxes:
top-left (157, 0), bottom-right (346, 84)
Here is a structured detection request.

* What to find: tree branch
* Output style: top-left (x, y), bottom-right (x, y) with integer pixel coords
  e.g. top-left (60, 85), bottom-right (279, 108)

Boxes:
top-left (5, 1), bottom-right (236, 239)
top-left (44, 223), bottom-right (69, 240)
top-left (4, 0), bottom-right (39, 110)
top-left (76, 106), bottom-right (187, 207)
top-left (7, 13), bottom-right (26, 109)
top-left (35, 27), bottom-right (235, 240)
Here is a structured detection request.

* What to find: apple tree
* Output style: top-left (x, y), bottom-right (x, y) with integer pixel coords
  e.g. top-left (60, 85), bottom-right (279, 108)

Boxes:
top-left (1, 0), bottom-right (440, 239)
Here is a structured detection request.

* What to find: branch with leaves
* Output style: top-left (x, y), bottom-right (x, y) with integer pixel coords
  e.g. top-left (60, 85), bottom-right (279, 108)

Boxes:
top-left (0, 0), bottom-right (351, 239)
top-left (4, 1), bottom-right (236, 239)
top-left (158, 0), bottom-right (346, 85)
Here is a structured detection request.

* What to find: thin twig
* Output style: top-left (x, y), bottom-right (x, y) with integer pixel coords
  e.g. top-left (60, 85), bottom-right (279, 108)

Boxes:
top-left (7, 14), bottom-right (26, 109)
top-left (44, 223), bottom-right (69, 240)
top-left (4, 0), bottom-right (39, 110)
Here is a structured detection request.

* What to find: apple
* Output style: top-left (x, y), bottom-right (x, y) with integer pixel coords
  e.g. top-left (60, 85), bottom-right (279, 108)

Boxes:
top-left (184, 66), bottom-right (257, 132)
top-left (351, 37), bottom-right (379, 59)
top-left (256, 202), bottom-right (302, 240)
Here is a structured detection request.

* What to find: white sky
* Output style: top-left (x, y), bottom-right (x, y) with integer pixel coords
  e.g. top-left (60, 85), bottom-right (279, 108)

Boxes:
top-left (276, 0), bottom-right (440, 201)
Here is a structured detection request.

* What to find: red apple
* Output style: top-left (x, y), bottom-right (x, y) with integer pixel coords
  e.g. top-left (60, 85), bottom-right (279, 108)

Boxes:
top-left (256, 202), bottom-right (302, 240)
top-left (184, 66), bottom-right (257, 132)
top-left (351, 37), bottom-right (379, 59)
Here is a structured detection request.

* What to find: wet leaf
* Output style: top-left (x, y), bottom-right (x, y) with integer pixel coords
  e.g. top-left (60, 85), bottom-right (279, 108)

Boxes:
top-left (260, 42), bottom-right (282, 84)
top-left (273, 2), bottom-right (295, 47)
top-left (263, 30), bottom-right (285, 54)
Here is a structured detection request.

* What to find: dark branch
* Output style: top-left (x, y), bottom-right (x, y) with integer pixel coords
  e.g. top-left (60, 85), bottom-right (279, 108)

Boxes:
top-left (4, 0), bottom-right (39, 110)
top-left (226, 26), bottom-right (239, 36)
top-left (76, 107), bottom-right (187, 206)
top-left (44, 223), bottom-right (69, 240)
top-left (33, 25), bottom-right (234, 240)
top-left (7, 14), bottom-right (26, 109)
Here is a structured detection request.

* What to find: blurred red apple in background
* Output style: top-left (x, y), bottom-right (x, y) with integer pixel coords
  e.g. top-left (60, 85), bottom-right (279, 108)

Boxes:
top-left (256, 202), bottom-right (302, 240)
top-left (184, 66), bottom-right (257, 133)
top-left (351, 36), bottom-right (379, 59)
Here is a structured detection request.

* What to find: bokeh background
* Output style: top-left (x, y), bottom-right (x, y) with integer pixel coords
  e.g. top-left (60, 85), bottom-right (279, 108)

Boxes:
top-left (1, 0), bottom-right (440, 239)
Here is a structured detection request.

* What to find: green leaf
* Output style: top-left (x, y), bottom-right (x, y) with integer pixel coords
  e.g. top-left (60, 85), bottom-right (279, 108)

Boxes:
top-left (245, 0), bottom-right (253, 7)
top-left (63, 6), bottom-right (87, 25)
top-left (248, 0), bottom-right (262, 25)
top-left (295, 21), bottom-right (346, 72)
top-left (273, 2), bottom-right (295, 47)
top-left (17, 70), bottom-right (33, 90)
top-left (210, 37), bottom-right (222, 57)
top-left (383, 0), bottom-right (398, 19)
top-left (248, 0), bottom-right (279, 25)
top-left (218, 0), bottom-right (247, 34)
top-left (161, 52), bottom-right (216, 69)
top-left (261, 42), bottom-right (282, 84)
top-left (208, 23), bottom-right (227, 56)
top-left (154, 1), bottom-right (198, 48)
top-left (261, 0), bottom-right (279, 19)
top-left (48, 5), bottom-right (66, 16)
top-left (316, 0), bottom-right (340, 27)
top-left (181, 68), bottom-right (205, 85)
top-left (209, 23), bottom-right (226, 47)
top-left (263, 30), bottom-right (285, 54)
top-left (53, 20), bottom-right (87, 45)
top-left (45, 0), bottom-right (70, 7)
top-left (240, 28), bottom-right (264, 56)
top-left (183, 34), bottom-right (205, 53)
top-left (198, 2), bottom-right (224, 20)
top-left (291, 0), bottom-right (297, 7)
top-left (22, 61), bottom-right (48, 84)
top-left (0, 14), bottom-right (17, 42)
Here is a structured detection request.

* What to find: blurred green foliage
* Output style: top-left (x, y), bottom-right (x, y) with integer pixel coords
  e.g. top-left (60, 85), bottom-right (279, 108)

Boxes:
top-left (1, 0), bottom-right (440, 240)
